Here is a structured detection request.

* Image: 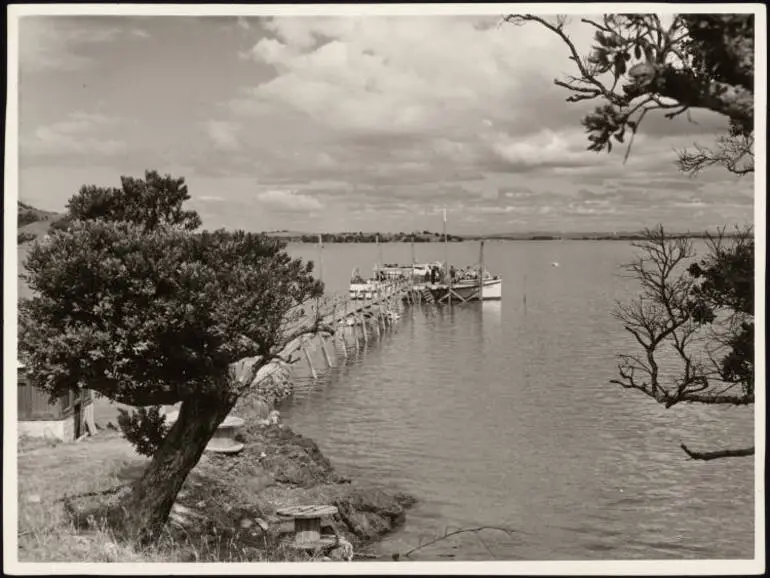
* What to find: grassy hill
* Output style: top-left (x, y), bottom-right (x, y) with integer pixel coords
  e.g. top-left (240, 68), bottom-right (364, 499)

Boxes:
top-left (17, 202), bottom-right (67, 301)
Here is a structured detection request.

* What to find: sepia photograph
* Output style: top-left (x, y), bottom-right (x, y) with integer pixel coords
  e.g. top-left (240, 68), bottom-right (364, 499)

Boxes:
top-left (4, 3), bottom-right (765, 574)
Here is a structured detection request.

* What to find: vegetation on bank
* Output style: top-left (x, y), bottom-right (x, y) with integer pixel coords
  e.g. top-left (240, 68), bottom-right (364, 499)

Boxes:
top-left (17, 405), bottom-right (415, 563)
top-left (264, 230), bottom-right (746, 243)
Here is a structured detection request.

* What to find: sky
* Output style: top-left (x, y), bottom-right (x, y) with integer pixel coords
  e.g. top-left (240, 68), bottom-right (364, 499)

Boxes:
top-left (15, 10), bottom-right (755, 235)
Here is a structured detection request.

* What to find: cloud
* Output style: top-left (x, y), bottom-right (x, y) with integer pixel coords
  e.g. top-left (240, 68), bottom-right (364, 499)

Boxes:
top-left (16, 15), bottom-right (754, 234)
top-left (256, 189), bottom-right (323, 213)
top-left (23, 111), bottom-right (127, 157)
top-left (204, 120), bottom-right (241, 151)
top-left (20, 17), bottom-right (149, 72)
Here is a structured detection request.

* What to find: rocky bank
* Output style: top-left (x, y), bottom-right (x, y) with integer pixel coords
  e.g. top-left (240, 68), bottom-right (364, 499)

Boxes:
top-left (66, 408), bottom-right (414, 562)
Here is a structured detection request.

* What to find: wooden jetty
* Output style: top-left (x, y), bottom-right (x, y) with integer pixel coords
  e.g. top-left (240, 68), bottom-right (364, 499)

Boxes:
top-left (273, 278), bottom-right (415, 383)
top-left (243, 254), bottom-right (496, 405)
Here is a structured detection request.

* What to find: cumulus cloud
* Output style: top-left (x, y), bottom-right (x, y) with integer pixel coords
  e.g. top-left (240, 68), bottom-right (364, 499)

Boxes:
top-left (23, 111), bottom-right (127, 156)
top-left (205, 120), bottom-right (241, 151)
top-left (16, 14), bottom-right (754, 233)
top-left (256, 189), bottom-right (323, 212)
top-left (20, 17), bottom-right (150, 72)
top-left (241, 16), bottom-right (582, 138)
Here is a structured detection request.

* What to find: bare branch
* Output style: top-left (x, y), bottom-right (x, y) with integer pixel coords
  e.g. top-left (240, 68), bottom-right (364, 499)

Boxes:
top-left (676, 135), bottom-right (755, 176)
top-left (680, 444), bottom-right (754, 460)
top-left (400, 526), bottom-right (516, 560)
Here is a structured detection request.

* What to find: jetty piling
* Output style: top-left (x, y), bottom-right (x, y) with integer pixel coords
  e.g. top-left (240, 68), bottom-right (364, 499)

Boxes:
top-left (320, 336), bottom-right (333, 369)
top-left (303, 340), bottom-right (318, 380)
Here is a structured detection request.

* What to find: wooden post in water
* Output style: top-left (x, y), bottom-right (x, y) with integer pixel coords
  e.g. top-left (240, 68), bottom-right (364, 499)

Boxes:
top-left (372, 290), bottom-right (379, 337)
top-left (340, 314), bottom-right (348, 357)
top-left (353, 312), bottom-right (360, 350)
top-left (442, 208), bottom-right (450, 306)
top-left (320, 336), bottom-right (333, 368)
top-left (361, 313), bottom-right (368, 343)
top-left (303, 339), bottom-right (317, 380)
top-left (478, 239), bottom-right (485, 302)
top-left (523, 274), bottom-right (527, 313)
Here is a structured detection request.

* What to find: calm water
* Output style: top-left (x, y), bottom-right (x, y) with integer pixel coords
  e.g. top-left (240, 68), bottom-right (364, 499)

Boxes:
top-left (280, 241), bottom-right (755, 561)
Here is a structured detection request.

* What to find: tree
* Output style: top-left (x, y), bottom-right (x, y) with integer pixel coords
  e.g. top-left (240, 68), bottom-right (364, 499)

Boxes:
top-left (18, 171), bottom-right (329, 543)
top-left (507, 14), bottom-right (757, 458)
top-left (610, 226), bottom-right (754, 459)
top-left (65, 169), bottom-right (202, 231)
top-left (504, 14), bottom-right (755, 175)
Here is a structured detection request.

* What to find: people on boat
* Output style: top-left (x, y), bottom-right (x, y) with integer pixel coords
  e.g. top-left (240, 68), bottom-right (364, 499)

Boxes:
top-left (351, 268), bottom-right (365, 284)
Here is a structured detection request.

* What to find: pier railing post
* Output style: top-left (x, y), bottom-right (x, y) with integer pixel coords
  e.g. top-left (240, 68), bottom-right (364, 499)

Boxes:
top-left (321, 335), bottom-right (333, 368)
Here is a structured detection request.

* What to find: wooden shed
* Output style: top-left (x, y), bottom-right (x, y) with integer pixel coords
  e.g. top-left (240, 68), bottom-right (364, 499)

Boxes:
top-left (17, 362), bottom-right (95, 441)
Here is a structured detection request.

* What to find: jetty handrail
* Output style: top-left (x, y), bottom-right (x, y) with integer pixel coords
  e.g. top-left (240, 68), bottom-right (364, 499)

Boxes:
top-left (279, 279), bottom-right (407, 341)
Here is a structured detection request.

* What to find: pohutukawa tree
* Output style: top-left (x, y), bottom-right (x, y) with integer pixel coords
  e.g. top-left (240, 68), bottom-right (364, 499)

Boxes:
top-left (49, 170), bottom-right (202, 233)
top-left (19, 171), bottom-right (330, 542)
top-left (507, 13), bottom-right (756, 459)
top-left (504, 13), bottom-right (755, 174)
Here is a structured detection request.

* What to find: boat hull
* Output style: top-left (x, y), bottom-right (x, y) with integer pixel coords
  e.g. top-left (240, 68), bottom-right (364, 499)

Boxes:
top-left (349, 281), bottom-right (396, 300)
top-left (451, 278), bottom-right (502, 300)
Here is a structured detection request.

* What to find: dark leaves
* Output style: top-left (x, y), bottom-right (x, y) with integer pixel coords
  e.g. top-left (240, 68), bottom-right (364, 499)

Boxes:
top-left (19, 220), bottom-right (322, 406)
top-left (65, 170), bottom-right (202, 232)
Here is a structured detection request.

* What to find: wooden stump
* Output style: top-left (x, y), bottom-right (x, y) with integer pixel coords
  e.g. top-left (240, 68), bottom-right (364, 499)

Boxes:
top-left (277, 504), bottom-right (339, 550)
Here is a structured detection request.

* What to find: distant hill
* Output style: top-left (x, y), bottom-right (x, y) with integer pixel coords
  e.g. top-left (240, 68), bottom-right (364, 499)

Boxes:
top-left (16, 202), bottom-right (67, 301)
top-left (17, 202), bottom-right (65, 243)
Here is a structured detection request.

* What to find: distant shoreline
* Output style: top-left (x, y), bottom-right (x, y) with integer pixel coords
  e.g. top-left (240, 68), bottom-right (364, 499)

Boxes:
top-left (269, 233), bottom-right (738, 243)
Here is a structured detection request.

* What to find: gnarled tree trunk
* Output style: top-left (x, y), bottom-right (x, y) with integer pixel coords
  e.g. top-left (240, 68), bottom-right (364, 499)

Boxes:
top-left (124, 393), bottom-right (235, 544)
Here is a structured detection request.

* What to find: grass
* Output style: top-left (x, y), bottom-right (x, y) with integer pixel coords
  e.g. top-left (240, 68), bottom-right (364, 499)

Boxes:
top-left (16, 432), bottom-right (320, 563)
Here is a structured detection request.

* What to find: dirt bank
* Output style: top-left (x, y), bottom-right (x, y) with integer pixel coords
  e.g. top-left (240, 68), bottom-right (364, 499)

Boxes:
top-left (24, 413), bottom-right (413, 562)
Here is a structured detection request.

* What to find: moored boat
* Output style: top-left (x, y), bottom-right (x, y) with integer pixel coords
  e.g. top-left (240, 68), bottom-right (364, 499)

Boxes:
top-left (349, 267), bottom-right (400, 300)
top-left (450, 275), bottom-right (503, 300)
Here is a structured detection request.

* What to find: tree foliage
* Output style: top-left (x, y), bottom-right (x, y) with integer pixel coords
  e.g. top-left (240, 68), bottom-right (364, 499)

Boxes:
top-left (505, 13), bottom-right (755, 174)
top-left (18, 170), bottom-right (329, 542)
top-left (116, 406), bottom-right (171, 457)
top-left (687, 228), bottom-right (754, 395)
top-left (20, 221), bottom-right (322, 407)
top-left (64, 170), bottom-right (202, 231)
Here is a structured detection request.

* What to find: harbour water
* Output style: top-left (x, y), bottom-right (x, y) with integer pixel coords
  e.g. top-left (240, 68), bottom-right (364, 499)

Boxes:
top-left (281, 240), bottom-right (755, 560)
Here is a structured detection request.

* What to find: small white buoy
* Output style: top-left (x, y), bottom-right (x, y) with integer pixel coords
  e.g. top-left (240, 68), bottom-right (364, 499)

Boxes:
top-left (551, 262), bottom-right (560, 267)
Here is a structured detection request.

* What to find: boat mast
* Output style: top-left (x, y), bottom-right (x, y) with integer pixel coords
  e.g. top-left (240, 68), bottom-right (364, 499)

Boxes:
top-left (317, 233), bottom-right (324, 284)
top-left (443, 207), bottom-right (448, 274)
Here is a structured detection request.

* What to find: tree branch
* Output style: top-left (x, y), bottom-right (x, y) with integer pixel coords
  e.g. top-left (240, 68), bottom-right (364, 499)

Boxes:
top-left (398, 526), bottom-right (516, 560)
top-left (680, 444), bottom-right (754, 460)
